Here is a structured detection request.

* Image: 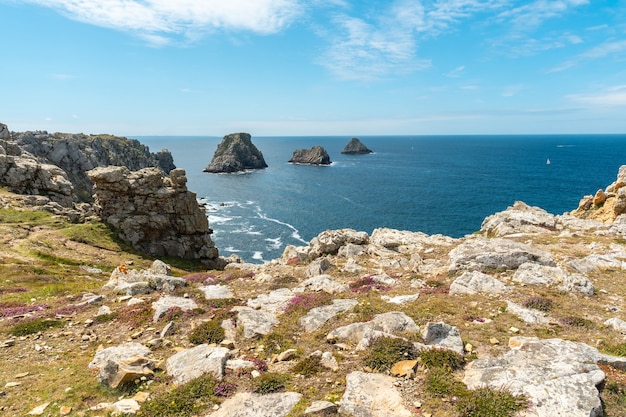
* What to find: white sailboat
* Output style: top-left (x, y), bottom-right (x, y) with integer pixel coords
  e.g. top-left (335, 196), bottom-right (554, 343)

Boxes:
top-left (546, 158), bottom-right (551, 165)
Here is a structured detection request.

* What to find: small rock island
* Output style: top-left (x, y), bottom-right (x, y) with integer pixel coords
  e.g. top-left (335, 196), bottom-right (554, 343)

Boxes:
top-left (204, 132), bottom-right (268, 173)
top-left (341, 137), bottom-right (373, 154)
top-left (288, 146), bottom-right (331, 165)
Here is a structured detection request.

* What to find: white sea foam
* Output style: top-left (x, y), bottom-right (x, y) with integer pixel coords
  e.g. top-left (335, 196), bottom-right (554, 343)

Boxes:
top-left (255, 210), bottom-right (307, 244)
top-left (252, 251), bottom-right (265, 261)
top-left (224, 247), bottom-right (242, 253)
top-left (208, 215), bottom-right (233, 224)
top-left (265, 237), bottom-right (282, 250)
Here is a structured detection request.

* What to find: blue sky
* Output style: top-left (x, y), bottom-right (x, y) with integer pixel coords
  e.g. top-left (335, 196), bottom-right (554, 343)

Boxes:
top-left (1, 0), bottom-right (625, 136)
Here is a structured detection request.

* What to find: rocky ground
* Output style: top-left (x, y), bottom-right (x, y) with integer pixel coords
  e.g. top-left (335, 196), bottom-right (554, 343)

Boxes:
top-left (2, 172), bottom-right (626, 416)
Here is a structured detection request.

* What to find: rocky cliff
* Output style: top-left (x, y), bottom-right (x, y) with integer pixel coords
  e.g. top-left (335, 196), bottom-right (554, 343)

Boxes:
top-left (204, 132), bottom-right (268, 173)
top-left (288, 145), bottom-right (331, 165)
top-left (87, 166), bottom-right (220, 264)
top-left (341, 137), bottom-right (372, 155)
top-left (0, 122), bottom-right (175, 203)
top-left (570, 165), bottom-right (626, 223)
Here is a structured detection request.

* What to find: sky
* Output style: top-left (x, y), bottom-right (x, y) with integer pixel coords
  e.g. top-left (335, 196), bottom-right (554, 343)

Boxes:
top-left (1, 0), bottom-right (625, 137)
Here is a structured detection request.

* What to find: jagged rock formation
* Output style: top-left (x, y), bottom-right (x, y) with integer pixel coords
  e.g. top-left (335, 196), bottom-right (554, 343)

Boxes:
top-left (570, 165), bottom-right (626, 223)
top-left (0, 122), bottom-right (174, 203)
top-left (341, 137), bottom-right (373, 154)
top-left (288, 145), bottom-right (331, 165)
top-left (87, 166), bottom-right (220, 264)
top-left (204, 132), bottom-right (267, 173)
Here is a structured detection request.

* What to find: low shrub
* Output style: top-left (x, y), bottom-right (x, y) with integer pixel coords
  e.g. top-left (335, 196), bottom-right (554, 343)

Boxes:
top-left (456, 386), bottom-right (527, 417)
top-left (424, 367), bottom-right (466, 398)
top-left (115, 302), bottom-right (154, 328)
top-left (419, 348), bottom-right (464, 371)
top-left (188, 320), bottom-right (225, 345)
top-left (252, 372), bottom-right (289, 394)
top-left (601, 342), bottom-right (626, 357)
top-left (363, 336), bottom-right (417, 372)
top-left (559, 315), bottom-right (595, 329)
top-left (10, 318), bottom-right (64, 336)
top-left (521, 296), bottom-right (554, 312)
top-left (291, 356), bottom-right (323, 376)
top-left (349, 276), bottom-right (391, 293)
top-left (284, 293), bottom-right (332, 315)
top-left (140, 374), bottom-right (216, 417)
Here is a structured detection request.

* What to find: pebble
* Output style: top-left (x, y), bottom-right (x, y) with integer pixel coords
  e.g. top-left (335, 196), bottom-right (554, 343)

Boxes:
top-left (4, 382), bottom-right (20, 388)
top-left (59, 405), bottom-right (72, 416)
top-left (509, 326), bottom-right (520, 333)
top-left (490, 337), bottom-right (500, 345)
top-left (27, 402), bottom-right (50, 415)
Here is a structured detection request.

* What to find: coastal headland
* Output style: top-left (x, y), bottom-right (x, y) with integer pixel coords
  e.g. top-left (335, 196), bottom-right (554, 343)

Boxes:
top-left (1, 124), bottom-right (625, 417)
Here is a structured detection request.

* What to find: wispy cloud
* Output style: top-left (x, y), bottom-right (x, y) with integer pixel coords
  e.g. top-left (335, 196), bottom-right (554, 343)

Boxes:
top-left (445, 65), bottom-right (465, 78)
top-left (23, 0), bottom-right (303, 45)
top-left (567, 85), bottom-right (626, 106)
top-left (497, 0), bottom-right (589, 31)
top-left (548, 39), bottom-right (626, 72)
top-left (319, 0), bottom-right (508, 81)
top-left (502, 84), bottom-right (524, 97)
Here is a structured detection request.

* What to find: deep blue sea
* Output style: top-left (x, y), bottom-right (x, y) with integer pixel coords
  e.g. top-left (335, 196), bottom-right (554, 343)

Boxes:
top-left (136, 135), bottom-right (626, 263)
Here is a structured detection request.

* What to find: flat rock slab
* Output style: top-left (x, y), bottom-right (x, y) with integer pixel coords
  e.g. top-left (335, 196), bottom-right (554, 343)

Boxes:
top-left (165, 344), bottom-right (230, 385)
top-left (339, 371), bottom-right (413, 417)
top-left (298, 299), bottom-right (358, 332)
top-left (247, 288), bottom-right (294, 313)
top-left (88, 342), bottom-right (152, 370)
top-left (448, 237), bottom-right (555, 273)
top-left (233, 306), bottom-right (279, 338)
top-left (152, 295), bottom-right (198, 322)
top-left (199, 284), bottom-right (234, 299)
top-left (294, 274), bottom-right (348, 294)
top-left (449, 271), bottom-right (508, 294)
top-left (207, 392), bottom-right (302, 417)
top-left (327, 311), bottom-right (419, 345)
top-left (463, 338), bottom-right (606, 417)
top-left (421, 322), bottom-right (464, 354)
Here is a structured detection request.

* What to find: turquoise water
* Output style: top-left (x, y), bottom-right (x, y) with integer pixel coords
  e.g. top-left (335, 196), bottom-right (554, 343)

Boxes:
top-left (137, 134), bottom-right (626, 263)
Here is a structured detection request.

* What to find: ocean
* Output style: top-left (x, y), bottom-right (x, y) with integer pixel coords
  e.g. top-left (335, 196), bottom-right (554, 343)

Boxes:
top-left (137, 134), bottom-right (626, 263)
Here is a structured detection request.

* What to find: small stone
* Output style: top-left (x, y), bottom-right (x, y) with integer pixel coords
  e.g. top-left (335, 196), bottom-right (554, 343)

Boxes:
top-left (59, 405), bottom-right (72, 416)
top-left (84, 319), bottom-right (94, 326)
top-left (1, 339), bottom-right (16, 348)
top-left (4, 382), bottom-right (20, 388)
top-left (220, 339), bottom-right (236, 349)
top-left (390, 360), bottom-right (418, 377)
top-left (509, 327), bottom-right (520, 334)
top-left (465, 343), bottom-right (473, 353)
top-left (15, 372), bottom-right (29, 378)
top-left (133, 391), bottom-right (150, 403)
top-left (490, 338), bottom-right (500, 345)
top-left (28, 402), bottom-right (50, 415)
top-left (131, 331), bottom-right (143, 339)
top-left (414, 401), bottom-right (422, 408)
top-left (251, 370), bottom-right (261, 378)
top-left (277, 349), bottom-right (298, 362)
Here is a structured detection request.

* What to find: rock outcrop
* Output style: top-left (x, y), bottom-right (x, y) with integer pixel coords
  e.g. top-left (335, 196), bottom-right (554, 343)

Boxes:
top-left (341, 137), bottom-right (373, 154)
top-left (571, 165), bottom-right (626, 223)
top-left (87, 166), bottom-right (220, 263)
top-left (204, 132), bottom-right (267, 173)
top-left (0, 123), bottom-right (174, 203)
top-left (288, 145), bottom-right (331, 165)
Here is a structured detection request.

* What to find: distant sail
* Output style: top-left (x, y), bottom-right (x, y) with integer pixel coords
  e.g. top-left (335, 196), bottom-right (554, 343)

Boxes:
top-left (546, 158), bottom-right (551, 165)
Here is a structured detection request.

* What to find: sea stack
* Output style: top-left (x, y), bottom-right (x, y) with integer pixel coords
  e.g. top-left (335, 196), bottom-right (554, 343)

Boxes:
top-left (341, 137), bottom-right (372, 155)
top-left (204, 132), bottom-right (268, 173)
top-left (288, 146), bottom-right (331, 165)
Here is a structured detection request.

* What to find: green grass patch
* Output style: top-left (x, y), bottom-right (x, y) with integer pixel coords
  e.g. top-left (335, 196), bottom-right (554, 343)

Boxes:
top-left (140, 374), bottom-right (217, 417)
top-left (291, 356), bottom-right (323, 376)
top-left (252, 372), bottom-right (289, 394)
top-left (456, 387), bottom-right (527, 417)
top-left (189, 320), bottom-right (225, 345)
top-left (419, 348), bottom-right (464, 371)
top-left (363, 336), bottom-right (417, 372)
top-left (60, 222), bottom-right (122, 251)
top-left (10, 318), bottom-right (65, 336)
top-left (602, 342), bottom-right (626, 357)
top-left (0, 208), bottom-right (60, 225)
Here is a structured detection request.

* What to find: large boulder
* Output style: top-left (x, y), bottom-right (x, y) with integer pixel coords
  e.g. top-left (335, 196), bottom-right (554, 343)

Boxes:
top-left (341, 137), bottom-right (373, 155)
top-left (448, 237), bottom-right (555, 273)
top-left (204, 132), bottom-right (267, 173)
top-left (288, 145), bottom-right (331, 165)
top-left (463, 338), bottom-right (611, 417)
top-left (481, 201), bottom-right (557, 236)
top-left (339, 372), bottom-right (413, 417)
top-left (206, 392), bottom-right (302, 417)
top-left (88, 166), bottom-right (220, 262)
top-left (0, 122), bottom-right (9, 139)
top-left (165, 344), bottom-right (230, 385)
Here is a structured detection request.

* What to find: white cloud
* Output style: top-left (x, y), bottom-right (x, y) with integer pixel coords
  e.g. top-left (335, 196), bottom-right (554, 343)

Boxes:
top-left (24, 0), bottom-right (303, 44)
top-left (567, 85), bottom-right (626, 106)
top-left (445, 65), bottom-right (465, 78)
top-left (548, 39), bottom-right (626, 72)
top-left (497, 0), bottom-right (589, 31)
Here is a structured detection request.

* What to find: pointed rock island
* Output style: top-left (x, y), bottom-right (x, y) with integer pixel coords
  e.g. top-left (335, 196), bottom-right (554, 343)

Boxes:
top-left (204, 132), bottom-right (268, 173)
top-left (288, 145), bottom-right (331, 165)
top-left (341, 137), bottom-right (373, 154)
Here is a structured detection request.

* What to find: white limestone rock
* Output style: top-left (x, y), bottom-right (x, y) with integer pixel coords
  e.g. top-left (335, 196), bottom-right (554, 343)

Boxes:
top-left (298, 299), bottom-right (358, 332)
top-left (207, 392), bottom-right (302, 417)
top-left (339, 371), bottom-right (413, 417)
top-left (165, 344), bottom-right (230, 385)
top-left (449, 271), bottom-right (508, 294)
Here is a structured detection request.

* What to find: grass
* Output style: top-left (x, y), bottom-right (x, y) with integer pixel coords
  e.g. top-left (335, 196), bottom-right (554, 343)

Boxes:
top-left (602, 342), bottom-right (626, 357)
top-left (362, 336), bottom-right (417, 372)
top-left (521, 296), bottom-right (554, 312)
top-left (60, 222), bottom-right (123, 251)
top-left (9, 318), bottom-right (65, 336)
top-left (251, 372), bottom-right (289, 394)
top-left (419, 348), bottom-right (464, 371)
top-left (188, 320), bottom-right (226, 345)
top-left (140, 374), bottom-right (217, 417)
top-left (456, 387), bottom-right (528, 417)
top-left (291, 356), bottom-right (323, 376)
